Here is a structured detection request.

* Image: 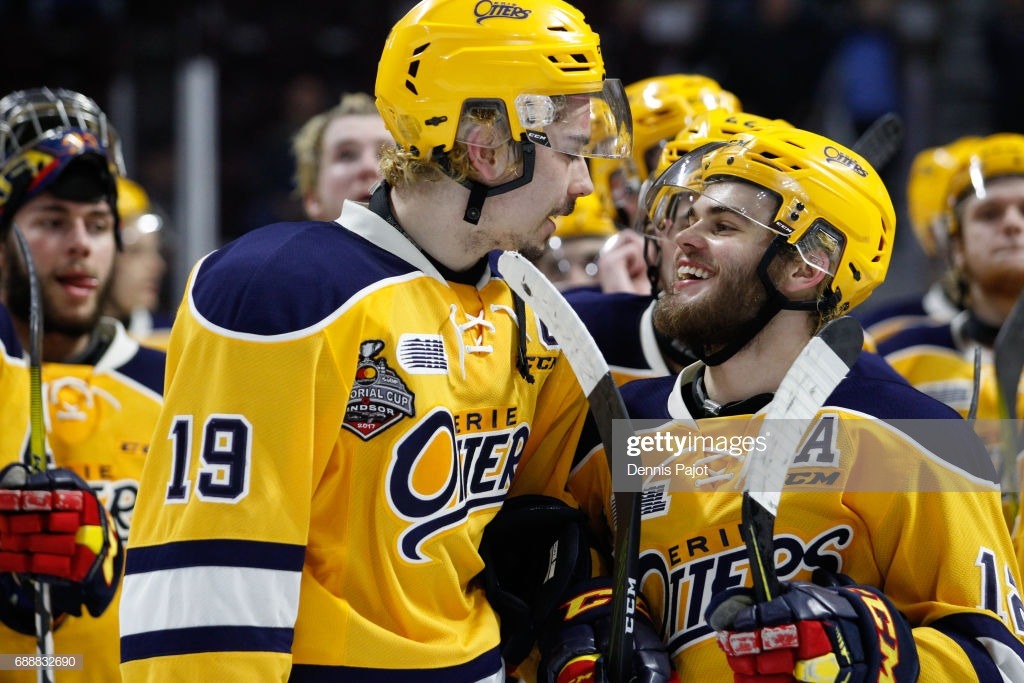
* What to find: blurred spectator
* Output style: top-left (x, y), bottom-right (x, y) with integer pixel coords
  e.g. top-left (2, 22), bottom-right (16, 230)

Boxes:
top-left (291, 91), bottom-right (393, 221)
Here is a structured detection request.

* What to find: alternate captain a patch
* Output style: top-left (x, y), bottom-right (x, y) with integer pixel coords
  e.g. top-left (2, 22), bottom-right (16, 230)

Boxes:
top-left (344, 339), bottom-right (416, 440)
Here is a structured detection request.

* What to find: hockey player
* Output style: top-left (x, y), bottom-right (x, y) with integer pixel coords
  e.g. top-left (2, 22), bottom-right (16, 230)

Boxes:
top-left (291, 90), bottom-right (394, 221)
top-left (0, 87), bottom-right (165, 682)
top-left (119, 1), bottom-right (672, 682)
top-left (566, 127), bottom-right (1024, 680)
top-left (876, 132), bottom-right (1024, 549)
top-left (103, 177), bottom-right (173, 351)
top-left (854, 137), bottom-right (977, 344)
top-left (567, 109), bottom-right (792, 385)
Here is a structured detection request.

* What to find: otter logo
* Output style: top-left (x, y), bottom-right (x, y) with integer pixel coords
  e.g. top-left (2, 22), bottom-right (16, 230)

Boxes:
top-left (475, 0), bottom-right (531, 23)
top-left (343, 340), bottom-right (416, 440)
top-left (388, 407), bottom-right (530, 562)
top-left (824, 145), bottom-right (869, 177)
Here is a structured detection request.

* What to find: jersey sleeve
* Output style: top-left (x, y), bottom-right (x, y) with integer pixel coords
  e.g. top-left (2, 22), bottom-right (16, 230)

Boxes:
top-left (119, 284), bottom-right (339, 680)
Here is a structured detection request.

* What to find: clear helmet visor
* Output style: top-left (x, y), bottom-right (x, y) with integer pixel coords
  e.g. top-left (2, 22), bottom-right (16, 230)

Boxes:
top-left (638, 144), bottom-right (843, 278)
top-left (513, 79), bottom-right (633, 159)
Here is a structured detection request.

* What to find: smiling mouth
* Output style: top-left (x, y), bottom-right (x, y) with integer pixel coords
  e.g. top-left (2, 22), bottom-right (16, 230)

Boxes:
top-left (676, 264), bottom-right (711, 281)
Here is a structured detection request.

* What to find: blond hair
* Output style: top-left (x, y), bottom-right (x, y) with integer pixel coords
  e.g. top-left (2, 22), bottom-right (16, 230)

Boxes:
top-left (291, 92), bottom-right (380, 197)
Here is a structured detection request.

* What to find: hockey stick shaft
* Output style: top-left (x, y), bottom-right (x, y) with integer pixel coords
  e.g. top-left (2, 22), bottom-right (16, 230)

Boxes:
top-left (497, 251), bottom-right (637, 683)
top-left (12, 226), bottom-right (55, 683)
top-left (851, 112), bottom-right (904, 172)
top-left (995, 293), bottom-right (1024, 523)
top-left (742, 317), bottom-right (863, 602)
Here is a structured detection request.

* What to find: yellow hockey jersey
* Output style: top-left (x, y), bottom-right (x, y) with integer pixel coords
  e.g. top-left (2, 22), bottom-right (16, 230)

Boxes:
top-left (877, 313), bottom-right (1024, 561)
top-left (569, 352), bottom-right (1024, 681)
top-left (0, 317), bottom-right (165, 683)
top-left (119, 199), bottom-right (591, 682)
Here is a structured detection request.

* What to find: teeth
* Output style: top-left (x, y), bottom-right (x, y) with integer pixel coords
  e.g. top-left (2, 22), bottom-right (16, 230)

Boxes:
top-left (677, 265), bottom-right (711, 280)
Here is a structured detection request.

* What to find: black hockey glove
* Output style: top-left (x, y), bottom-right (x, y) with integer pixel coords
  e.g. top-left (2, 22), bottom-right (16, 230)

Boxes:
top-left (537, 577), bottom-right (677, 683)
top-left (706, 570), bottom-right (919, 682)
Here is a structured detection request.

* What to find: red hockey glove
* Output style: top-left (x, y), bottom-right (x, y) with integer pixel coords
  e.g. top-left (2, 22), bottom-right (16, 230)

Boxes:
top-left (0, 463), bottom-right (118, 587)
top-left (537, 577), bottom-right (678, 683)
top-left (706, 571), bottom-right (919, 683)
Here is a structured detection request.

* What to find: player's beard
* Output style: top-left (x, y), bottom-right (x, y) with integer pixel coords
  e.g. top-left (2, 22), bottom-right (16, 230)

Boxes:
top-left (963, 252), bottom-right (1024, 301)
top-left (4, 257), bottom-right (109, 338)
top-left (652, 255), bottom-right (769, 358)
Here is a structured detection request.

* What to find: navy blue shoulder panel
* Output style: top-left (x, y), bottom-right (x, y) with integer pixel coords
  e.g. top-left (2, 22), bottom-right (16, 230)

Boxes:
top-left (192, 221), bottom-right (419, 335)
top-left (620, 375), bottom-right (677, 421)
top-left (117, 345), bottom-right (166, 396)
top-left (566, 290), bottom-right (653, 368)
top-left (875, 321), bottom-right (956, 356)
top-left (0, 302), bottom-right (22, 357)
top-left (829, 351), bottom-right (995, 481)
top-left (852, 294), bottom-right (925, 328)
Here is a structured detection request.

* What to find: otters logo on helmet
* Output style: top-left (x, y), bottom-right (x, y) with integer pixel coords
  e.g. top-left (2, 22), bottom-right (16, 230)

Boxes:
top-left (344, 339), bottom-right (416, 440)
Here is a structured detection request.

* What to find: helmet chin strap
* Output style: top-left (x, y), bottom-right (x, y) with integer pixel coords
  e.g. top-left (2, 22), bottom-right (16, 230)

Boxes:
top-left (437, 141), bottom-right (537, 225)
top-left (697, 237), bottom-right (829, 367)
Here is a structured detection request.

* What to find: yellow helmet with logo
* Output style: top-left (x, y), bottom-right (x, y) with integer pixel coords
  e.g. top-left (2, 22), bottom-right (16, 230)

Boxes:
top-left (905, 136), bottom-right (979, 257)
top-left (374, 0), bottom-right (631, 162)
top-left (647, 128), bottom-right (894, 313)
top-left (944, 132), bottom-right (1024, 239)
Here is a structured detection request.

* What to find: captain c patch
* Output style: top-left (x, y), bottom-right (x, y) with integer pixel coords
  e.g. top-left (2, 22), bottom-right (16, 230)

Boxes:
top-left (343, 339), bottom-right (416, 440)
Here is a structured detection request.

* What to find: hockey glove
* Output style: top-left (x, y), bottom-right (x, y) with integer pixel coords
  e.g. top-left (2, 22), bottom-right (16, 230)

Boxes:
top-left (0, 463), bottom-right (122, 630)
top-left (537, 577), bottom-right (678, 683)
top-left (706, 570), bottom-right (919, 683)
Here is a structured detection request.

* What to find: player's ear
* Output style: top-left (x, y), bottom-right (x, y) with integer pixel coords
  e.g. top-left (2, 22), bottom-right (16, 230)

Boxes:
top-left (303, 192), bottom-right (322, 221)
top-left (464, 127), bottom-right (514, 184)
top-left (778, 251), bottom-right (828, 298)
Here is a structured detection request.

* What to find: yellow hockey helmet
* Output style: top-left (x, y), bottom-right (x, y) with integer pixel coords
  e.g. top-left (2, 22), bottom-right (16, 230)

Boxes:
top-left (646, 128), bottom-right (894, 313)
top-left (374, 0), bottom-right (631, 161)
top-left (625, 74), bottom-right (740, 181)
top-left (905, 136), bottom-right (979, 257)
top-left (945, 132), bottom-right (1024, 239)
top-left (116, 177), bottom-right (165, 246)
top-left (655, 109), bottom-right (792, 178)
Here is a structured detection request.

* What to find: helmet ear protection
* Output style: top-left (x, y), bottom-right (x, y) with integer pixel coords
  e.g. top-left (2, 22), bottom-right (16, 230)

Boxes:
top-left (0, 87), bottom-right (123, 245)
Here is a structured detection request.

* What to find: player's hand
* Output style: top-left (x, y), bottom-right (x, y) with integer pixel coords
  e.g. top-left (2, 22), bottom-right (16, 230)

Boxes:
top-left (706, 571), bottom-right (919, 682)
top-left (537, 577), bottom-right (678, 683)
top-left (597, 230), bottom-right (651, 296)
top-left (0, 463), bottom-right (117, 585)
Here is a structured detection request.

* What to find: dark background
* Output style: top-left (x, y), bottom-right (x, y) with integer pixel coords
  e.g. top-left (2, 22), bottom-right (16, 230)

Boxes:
top-left (1, 0), bottom-right (1021, 315)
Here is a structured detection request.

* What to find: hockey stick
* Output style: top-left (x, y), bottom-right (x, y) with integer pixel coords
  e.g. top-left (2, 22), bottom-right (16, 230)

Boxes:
top-left (739, 316), bottom-right (863, 602)
top-left (497, 251), bottom-right (638, 683)
top-left (11, 225), bottom-right (56, 683)
top-left (994, 293), bottom-right (1024, 524)
top-left (850, 112), bottom-right (904, 173)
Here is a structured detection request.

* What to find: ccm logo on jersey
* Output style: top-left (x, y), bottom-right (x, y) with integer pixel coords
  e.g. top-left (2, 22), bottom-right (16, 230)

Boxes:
top-left (344, 339), bottom-right (416, 440)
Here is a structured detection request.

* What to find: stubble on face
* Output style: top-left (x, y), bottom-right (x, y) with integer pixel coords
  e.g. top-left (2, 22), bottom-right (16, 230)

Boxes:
top-left (652, 250), bottom-right (769, 357)
top-left (3, 248), bottom-right (111, 338)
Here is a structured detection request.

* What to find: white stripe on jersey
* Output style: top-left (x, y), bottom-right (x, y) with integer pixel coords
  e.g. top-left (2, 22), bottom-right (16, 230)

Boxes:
top-left (120, 565), bottom-right (300, 635)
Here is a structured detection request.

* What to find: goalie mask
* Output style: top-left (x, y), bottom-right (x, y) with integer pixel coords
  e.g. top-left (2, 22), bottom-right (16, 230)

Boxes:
top-left (0, 87), bottom-right (123, 244)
